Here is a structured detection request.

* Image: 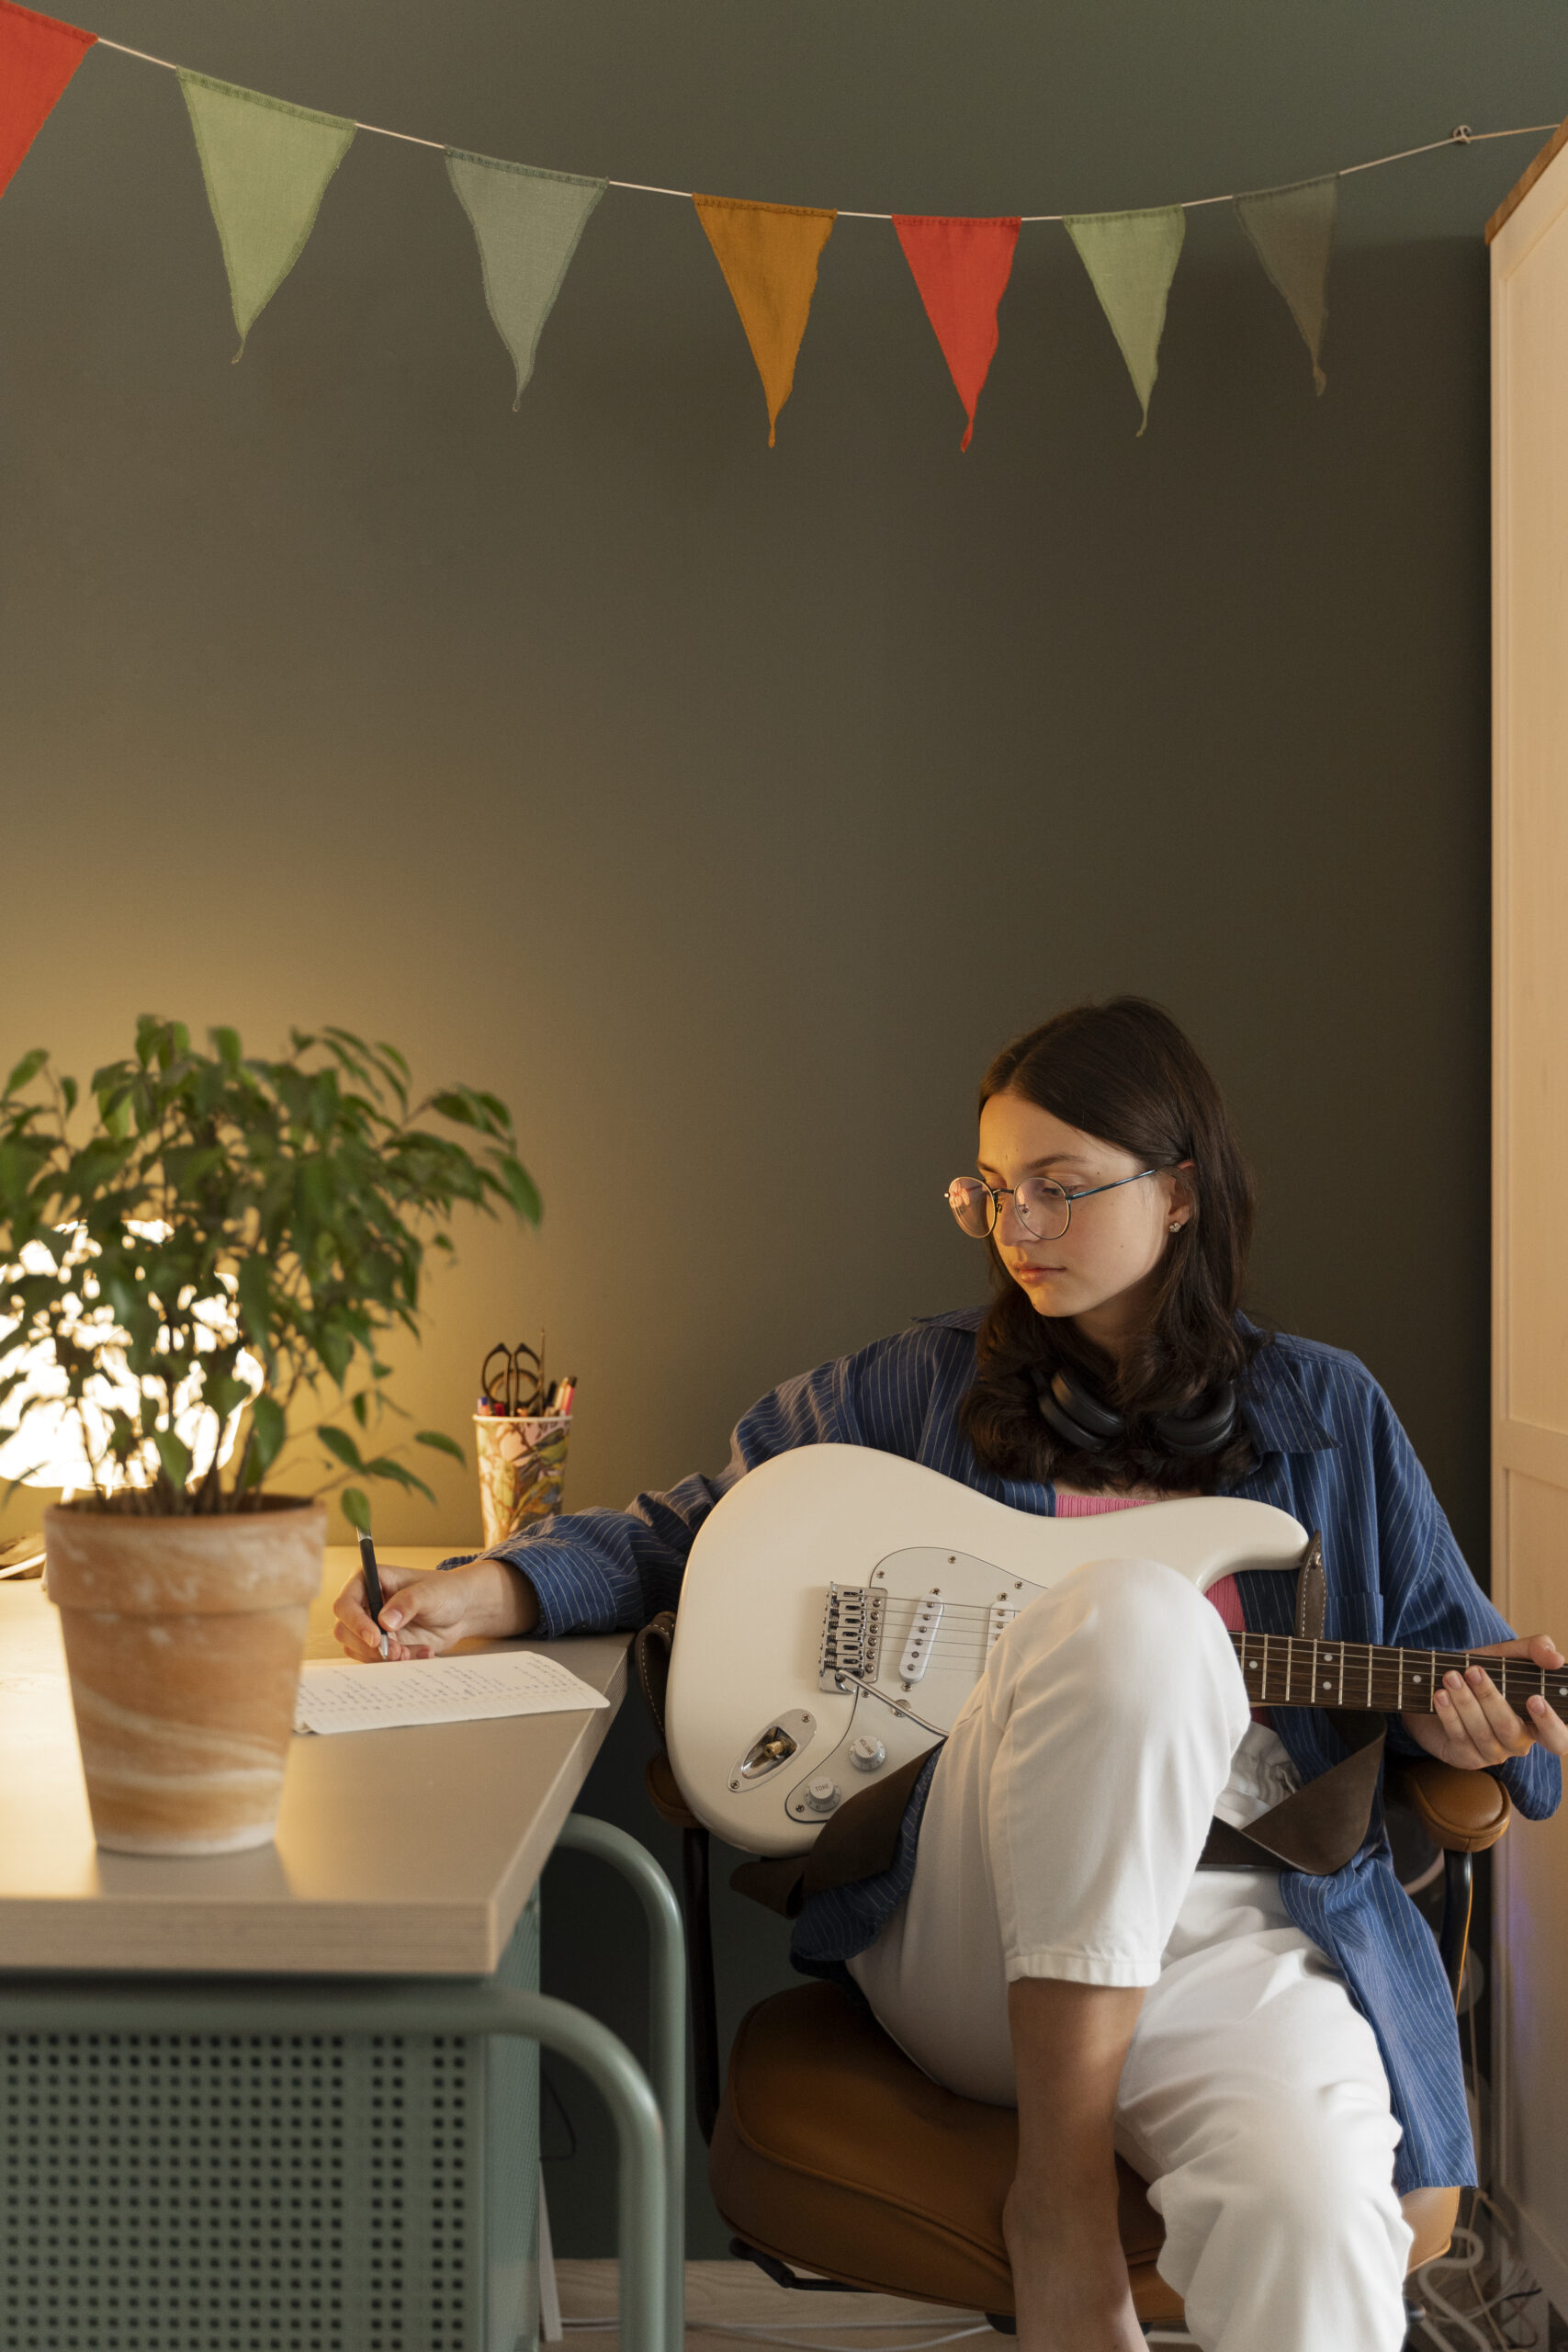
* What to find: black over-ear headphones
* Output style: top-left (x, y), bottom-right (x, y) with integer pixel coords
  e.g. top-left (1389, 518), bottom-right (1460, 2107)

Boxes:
top-left (1029, 1363), bottom-right (1238, 1459)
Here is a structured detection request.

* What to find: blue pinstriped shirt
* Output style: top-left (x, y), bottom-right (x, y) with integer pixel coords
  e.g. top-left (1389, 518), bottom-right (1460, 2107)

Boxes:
top-left (454, 1311), bottom-right (1560, 2193)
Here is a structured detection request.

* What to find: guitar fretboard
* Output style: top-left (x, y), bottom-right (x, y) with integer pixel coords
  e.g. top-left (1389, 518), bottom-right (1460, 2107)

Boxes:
top-left (1233, 1631), bottom-right (1568, 1719)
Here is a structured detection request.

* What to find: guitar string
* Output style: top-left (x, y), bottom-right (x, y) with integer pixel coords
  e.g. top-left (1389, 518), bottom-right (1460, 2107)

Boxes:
top-left (852, 1612), bottom-right (1559, 1703)
top-left (865, 1600), bottom-right (1547, 1673)
top-left (860, 1592), bottom-right (1552, 1678)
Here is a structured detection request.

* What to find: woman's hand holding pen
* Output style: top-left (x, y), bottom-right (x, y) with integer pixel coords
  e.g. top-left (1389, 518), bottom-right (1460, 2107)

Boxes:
top-left (331, 1558), bottom-right (540, 1663)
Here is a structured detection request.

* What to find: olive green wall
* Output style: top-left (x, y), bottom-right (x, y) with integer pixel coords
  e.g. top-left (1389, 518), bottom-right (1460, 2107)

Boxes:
top-left (3, 0), bottom-right (1563, 2256)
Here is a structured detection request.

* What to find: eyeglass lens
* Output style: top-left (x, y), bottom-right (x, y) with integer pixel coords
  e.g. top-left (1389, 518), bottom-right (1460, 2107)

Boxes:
top-left (946, 1177), bottom-right (1071, 1242)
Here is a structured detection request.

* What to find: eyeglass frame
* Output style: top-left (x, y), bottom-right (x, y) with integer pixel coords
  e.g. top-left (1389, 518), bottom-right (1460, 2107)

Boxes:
top-left (943, 1164), bottom-right (1170, 1242)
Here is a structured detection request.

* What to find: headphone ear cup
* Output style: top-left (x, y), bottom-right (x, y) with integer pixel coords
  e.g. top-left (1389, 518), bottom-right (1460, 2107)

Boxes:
top-left (1031, 1365), bottom-right (1124, 1454)
top-left (1153, 1385), bottom-right (1237, 1456)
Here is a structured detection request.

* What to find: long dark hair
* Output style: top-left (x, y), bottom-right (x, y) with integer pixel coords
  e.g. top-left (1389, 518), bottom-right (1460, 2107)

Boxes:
top-left (958, 998), bottom-right (1262, 1492)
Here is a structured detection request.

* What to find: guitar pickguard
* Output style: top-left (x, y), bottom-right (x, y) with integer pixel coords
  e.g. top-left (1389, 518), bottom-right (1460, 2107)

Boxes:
top-left (663, 1445), bottom-right (1310, 1855)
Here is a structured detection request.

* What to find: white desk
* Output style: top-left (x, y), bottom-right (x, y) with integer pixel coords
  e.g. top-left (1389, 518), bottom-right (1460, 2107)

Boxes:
top-left (0, 1547), bottom-right (679, 2352)
top-left (0, 1547), bottom-right (627, 1973)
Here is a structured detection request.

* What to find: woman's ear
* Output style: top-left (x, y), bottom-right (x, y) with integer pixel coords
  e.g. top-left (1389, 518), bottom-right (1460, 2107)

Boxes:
top-left (1167, 1159), bottom-right (1198, 1235)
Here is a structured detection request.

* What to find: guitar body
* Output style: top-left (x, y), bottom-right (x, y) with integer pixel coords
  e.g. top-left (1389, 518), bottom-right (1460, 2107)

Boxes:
top-left (665, 1444), bottom-right (1308, 1855)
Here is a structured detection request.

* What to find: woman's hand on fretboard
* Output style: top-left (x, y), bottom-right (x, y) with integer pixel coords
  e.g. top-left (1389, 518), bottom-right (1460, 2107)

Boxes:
top-left (1403, 1634), bottom-right (1568, 1770)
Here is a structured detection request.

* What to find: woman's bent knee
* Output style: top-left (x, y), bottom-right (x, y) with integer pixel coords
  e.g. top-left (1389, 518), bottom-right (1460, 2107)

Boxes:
top-left (998, 1555), bottom-right (1242, 1706)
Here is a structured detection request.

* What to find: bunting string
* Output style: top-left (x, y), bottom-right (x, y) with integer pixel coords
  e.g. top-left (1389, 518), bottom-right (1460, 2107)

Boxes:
top-left (88, 36), bottom-right (1557, 216)
top-left (92, 35), bottom-right (1561, 216)
top-left (3, 6), bottom-right (1560, 445)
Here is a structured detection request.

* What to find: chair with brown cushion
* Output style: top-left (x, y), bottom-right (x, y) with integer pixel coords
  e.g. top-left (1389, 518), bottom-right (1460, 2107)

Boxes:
top-left (639, 1675), bottom-right (1509, 2334)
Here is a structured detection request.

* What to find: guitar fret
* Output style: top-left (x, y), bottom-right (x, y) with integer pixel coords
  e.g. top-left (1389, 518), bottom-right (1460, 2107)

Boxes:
top-left (1226, 1632), bottom-right (1568, 1720)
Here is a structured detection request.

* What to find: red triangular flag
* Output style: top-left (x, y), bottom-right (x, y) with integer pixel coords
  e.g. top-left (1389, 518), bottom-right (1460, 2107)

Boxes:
top-left (893, 213), bottom-right (1021, 449)
top-left (0, 0), bottom-right (95, 202)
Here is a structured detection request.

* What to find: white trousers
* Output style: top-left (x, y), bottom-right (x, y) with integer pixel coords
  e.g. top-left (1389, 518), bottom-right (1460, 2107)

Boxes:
top-left (848, 1556), bottom-right (1413, 2352)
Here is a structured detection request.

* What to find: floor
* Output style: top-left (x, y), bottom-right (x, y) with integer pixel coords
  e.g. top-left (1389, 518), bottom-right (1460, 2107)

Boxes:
top-left (553, 2261), bottom-right (1006, 2352)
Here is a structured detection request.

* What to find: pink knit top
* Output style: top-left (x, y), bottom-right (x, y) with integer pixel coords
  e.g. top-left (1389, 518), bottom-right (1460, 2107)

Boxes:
top-left (1052, 1489), bottom-right (1246, 1632)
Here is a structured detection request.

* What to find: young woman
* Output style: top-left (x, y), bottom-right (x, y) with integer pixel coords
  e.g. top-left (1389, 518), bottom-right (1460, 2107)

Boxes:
top-left (334, 998), bottom-right (1565, 2352)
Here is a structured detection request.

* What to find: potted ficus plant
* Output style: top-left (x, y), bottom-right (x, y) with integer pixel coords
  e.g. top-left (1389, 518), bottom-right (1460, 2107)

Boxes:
top-left (0, 1017), bottom-right (540, 1857)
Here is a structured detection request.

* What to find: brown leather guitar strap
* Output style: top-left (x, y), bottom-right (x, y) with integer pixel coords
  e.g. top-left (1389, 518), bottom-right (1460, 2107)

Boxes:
top-left (1198, 1538), bottom-right (1384, 1875)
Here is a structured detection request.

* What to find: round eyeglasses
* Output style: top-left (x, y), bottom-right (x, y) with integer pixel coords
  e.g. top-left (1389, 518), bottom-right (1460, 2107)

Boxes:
top-left (944, 1166), bottom-right (1163, 1242)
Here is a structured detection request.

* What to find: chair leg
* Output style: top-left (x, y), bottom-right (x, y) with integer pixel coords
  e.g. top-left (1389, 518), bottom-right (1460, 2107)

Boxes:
top-left (683, 1825), bottom-right (723, 2144)
top-left (728, 2239), bottom-right (870, 2294)
top-left (1438, 1849), bottom-right (1473, 2007)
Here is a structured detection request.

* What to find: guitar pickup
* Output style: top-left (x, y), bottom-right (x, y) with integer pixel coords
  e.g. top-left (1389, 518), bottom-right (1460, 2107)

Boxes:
top-left (898, 1597), bottom-right (944, 1686)
top-left (818, 1583), bottom-right (886, 1690)
top-left (986, 1600), bottom-right (1018, 1654)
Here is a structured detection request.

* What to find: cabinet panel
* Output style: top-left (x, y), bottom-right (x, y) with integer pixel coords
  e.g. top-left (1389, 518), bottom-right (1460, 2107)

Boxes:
top-left (1499, 189), bottom-right (1568, 1433)
top-left (1495, 1476), bottom-right (1568, 2277)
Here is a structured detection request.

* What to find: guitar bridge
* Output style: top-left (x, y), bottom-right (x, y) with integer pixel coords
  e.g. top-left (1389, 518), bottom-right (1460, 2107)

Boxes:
top-left (818, 1583), bottom-right (886, 1691)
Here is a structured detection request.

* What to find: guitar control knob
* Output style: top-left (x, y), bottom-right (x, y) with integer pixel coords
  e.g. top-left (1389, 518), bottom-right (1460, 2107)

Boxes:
top-left (804, 1777), bottom-right (841, 1814)
top-left (849, 1736), bottom-right (886, 1772)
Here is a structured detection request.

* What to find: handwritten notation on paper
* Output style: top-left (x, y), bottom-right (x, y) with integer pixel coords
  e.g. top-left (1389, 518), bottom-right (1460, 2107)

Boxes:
top-left (294, 1650), bottom-right (610, 1736)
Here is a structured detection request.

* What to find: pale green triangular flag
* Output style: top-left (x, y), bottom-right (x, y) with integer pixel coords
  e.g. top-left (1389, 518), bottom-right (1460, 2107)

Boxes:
top-left (1234, 175), bottom-right (1337, 395)
top-left (446, 152), bottom-right (606, 410)
top-left (1063, 205), bottom-right (1186, 435)
top-left (179, 70), bottom-right (355, 360)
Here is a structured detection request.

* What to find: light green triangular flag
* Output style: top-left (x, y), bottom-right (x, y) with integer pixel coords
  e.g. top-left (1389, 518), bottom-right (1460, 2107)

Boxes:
top-left (1063, 205), bottom-right (1186, 435)
top-left (1234, 175), bottom-right (1337, 395)
top-left (446, 152), bottom-right (606, 410)
top-left (179, 70), bottom-right (355, 360)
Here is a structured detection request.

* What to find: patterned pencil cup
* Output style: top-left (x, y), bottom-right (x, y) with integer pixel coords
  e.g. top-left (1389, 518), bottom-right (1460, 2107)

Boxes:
top-left (475, 1414), bottom-right (571, 1547)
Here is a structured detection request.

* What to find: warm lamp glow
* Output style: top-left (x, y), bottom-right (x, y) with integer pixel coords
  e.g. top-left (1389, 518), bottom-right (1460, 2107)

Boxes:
top-left (0, 1229), bottom-right (263, 1496)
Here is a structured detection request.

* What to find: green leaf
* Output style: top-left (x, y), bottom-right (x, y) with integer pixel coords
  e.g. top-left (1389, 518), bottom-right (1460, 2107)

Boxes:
top-left (236, 1255), bottom-right (272, 1355)
top-left (3, 1049), bottom-right (48, 1098)
top-left (211, 1026), bottom-right (243, 1064)
top-left (248, 1393), bottom-right (287, 1476)
top-left (317, 1425), bottom-right (365, 1471)
top-left (492, 1154), bottom-right (543, 1225)
top-left (153, 1430), bottom-right (193, 1491)
top-left (363, 1456), bottom-right (436, 1504)
top-left (340, 1486), bottom-right (371, 1533)
top-left (414, 1429), bottom-right (466, 1463)
top-left (429, 1091), bottom-right (481, 1129)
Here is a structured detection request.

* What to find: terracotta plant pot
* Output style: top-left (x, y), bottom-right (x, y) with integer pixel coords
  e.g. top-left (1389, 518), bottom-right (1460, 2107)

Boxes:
top-left (44, 1498), bottom-right (326, 1857)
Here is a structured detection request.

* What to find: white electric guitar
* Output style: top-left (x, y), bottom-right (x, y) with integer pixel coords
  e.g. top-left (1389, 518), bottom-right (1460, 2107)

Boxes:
top-left (663, 1444), bottom-right (1568, 1856)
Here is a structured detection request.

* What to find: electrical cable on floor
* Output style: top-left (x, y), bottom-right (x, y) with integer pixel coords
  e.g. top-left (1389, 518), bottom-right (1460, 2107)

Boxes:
top-left (1411, 2210), bottom-right (1546, 2352)
top-left (557, 2314), bottom-right (987, 2333)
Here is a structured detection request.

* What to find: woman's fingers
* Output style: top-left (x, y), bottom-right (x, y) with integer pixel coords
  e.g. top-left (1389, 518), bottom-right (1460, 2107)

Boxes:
top-left (1436, 1667), bottom-right (1529, 1763)
top-left (1525, 1690), bottom-right (1568, 1755)
top-left (331, 1562), bottom-right (440, 1662)
top-left (331, 1572), bottom-right (385, 1659)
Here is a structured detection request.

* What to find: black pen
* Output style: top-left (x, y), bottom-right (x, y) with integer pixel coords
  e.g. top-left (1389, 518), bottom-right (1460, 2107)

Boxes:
top-left (357, 1524), bottom-right (388, 1659)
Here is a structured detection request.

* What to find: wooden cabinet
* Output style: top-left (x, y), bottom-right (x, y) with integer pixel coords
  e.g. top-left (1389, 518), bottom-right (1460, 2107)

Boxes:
top-left (1490, 118), bottom-right (1568, 2316)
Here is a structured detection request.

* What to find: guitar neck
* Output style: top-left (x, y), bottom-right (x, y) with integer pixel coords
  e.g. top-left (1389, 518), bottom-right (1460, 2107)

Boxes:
top-left (1233, 1630), bottom-right (1568, 1720)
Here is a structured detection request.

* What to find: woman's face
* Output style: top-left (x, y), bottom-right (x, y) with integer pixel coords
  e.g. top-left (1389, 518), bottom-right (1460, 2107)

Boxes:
top-left (975, 1090), bottom-right (1191, 1351)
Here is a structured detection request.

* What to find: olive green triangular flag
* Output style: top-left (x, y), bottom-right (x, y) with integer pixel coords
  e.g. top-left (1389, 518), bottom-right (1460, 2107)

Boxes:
top-left (179, 70), bottom-right (355, 359)
top-left (1234, 175), bottom-right (1337, 395)
top-left (446, 152), bottom-right (606, 410)
top-left (1063, 205), bottom-right (1186, 436)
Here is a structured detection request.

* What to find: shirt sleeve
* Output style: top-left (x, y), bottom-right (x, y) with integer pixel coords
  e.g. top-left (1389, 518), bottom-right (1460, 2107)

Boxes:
top-left (1369, 1383), bottom-right (1562, 1823)
top-left (438, 1350), bottom-right (864, 1637)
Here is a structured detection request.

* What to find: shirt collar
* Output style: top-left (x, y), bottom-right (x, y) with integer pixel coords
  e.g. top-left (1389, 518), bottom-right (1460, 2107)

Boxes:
top-left (1237, 1332), bottom-right (1337, 1456)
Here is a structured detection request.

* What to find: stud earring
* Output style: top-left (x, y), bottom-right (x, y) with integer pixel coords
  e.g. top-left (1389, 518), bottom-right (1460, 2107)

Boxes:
top-left (1168, 1222), bottom-right (1183, 1233)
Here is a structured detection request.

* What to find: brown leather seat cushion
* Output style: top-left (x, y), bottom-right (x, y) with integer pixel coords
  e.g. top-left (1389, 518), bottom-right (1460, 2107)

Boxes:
top-left (709, 1981), bottom-right (1181, 2324)
top-left (710, 1982), bottom-right (1457, 2323)
top-left (1390, 1758), bottom-right (1513, 1853)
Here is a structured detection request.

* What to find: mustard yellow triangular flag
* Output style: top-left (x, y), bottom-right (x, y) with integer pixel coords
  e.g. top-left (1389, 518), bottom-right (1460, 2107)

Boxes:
top-left (694, 195), bottom-right (836, 447)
